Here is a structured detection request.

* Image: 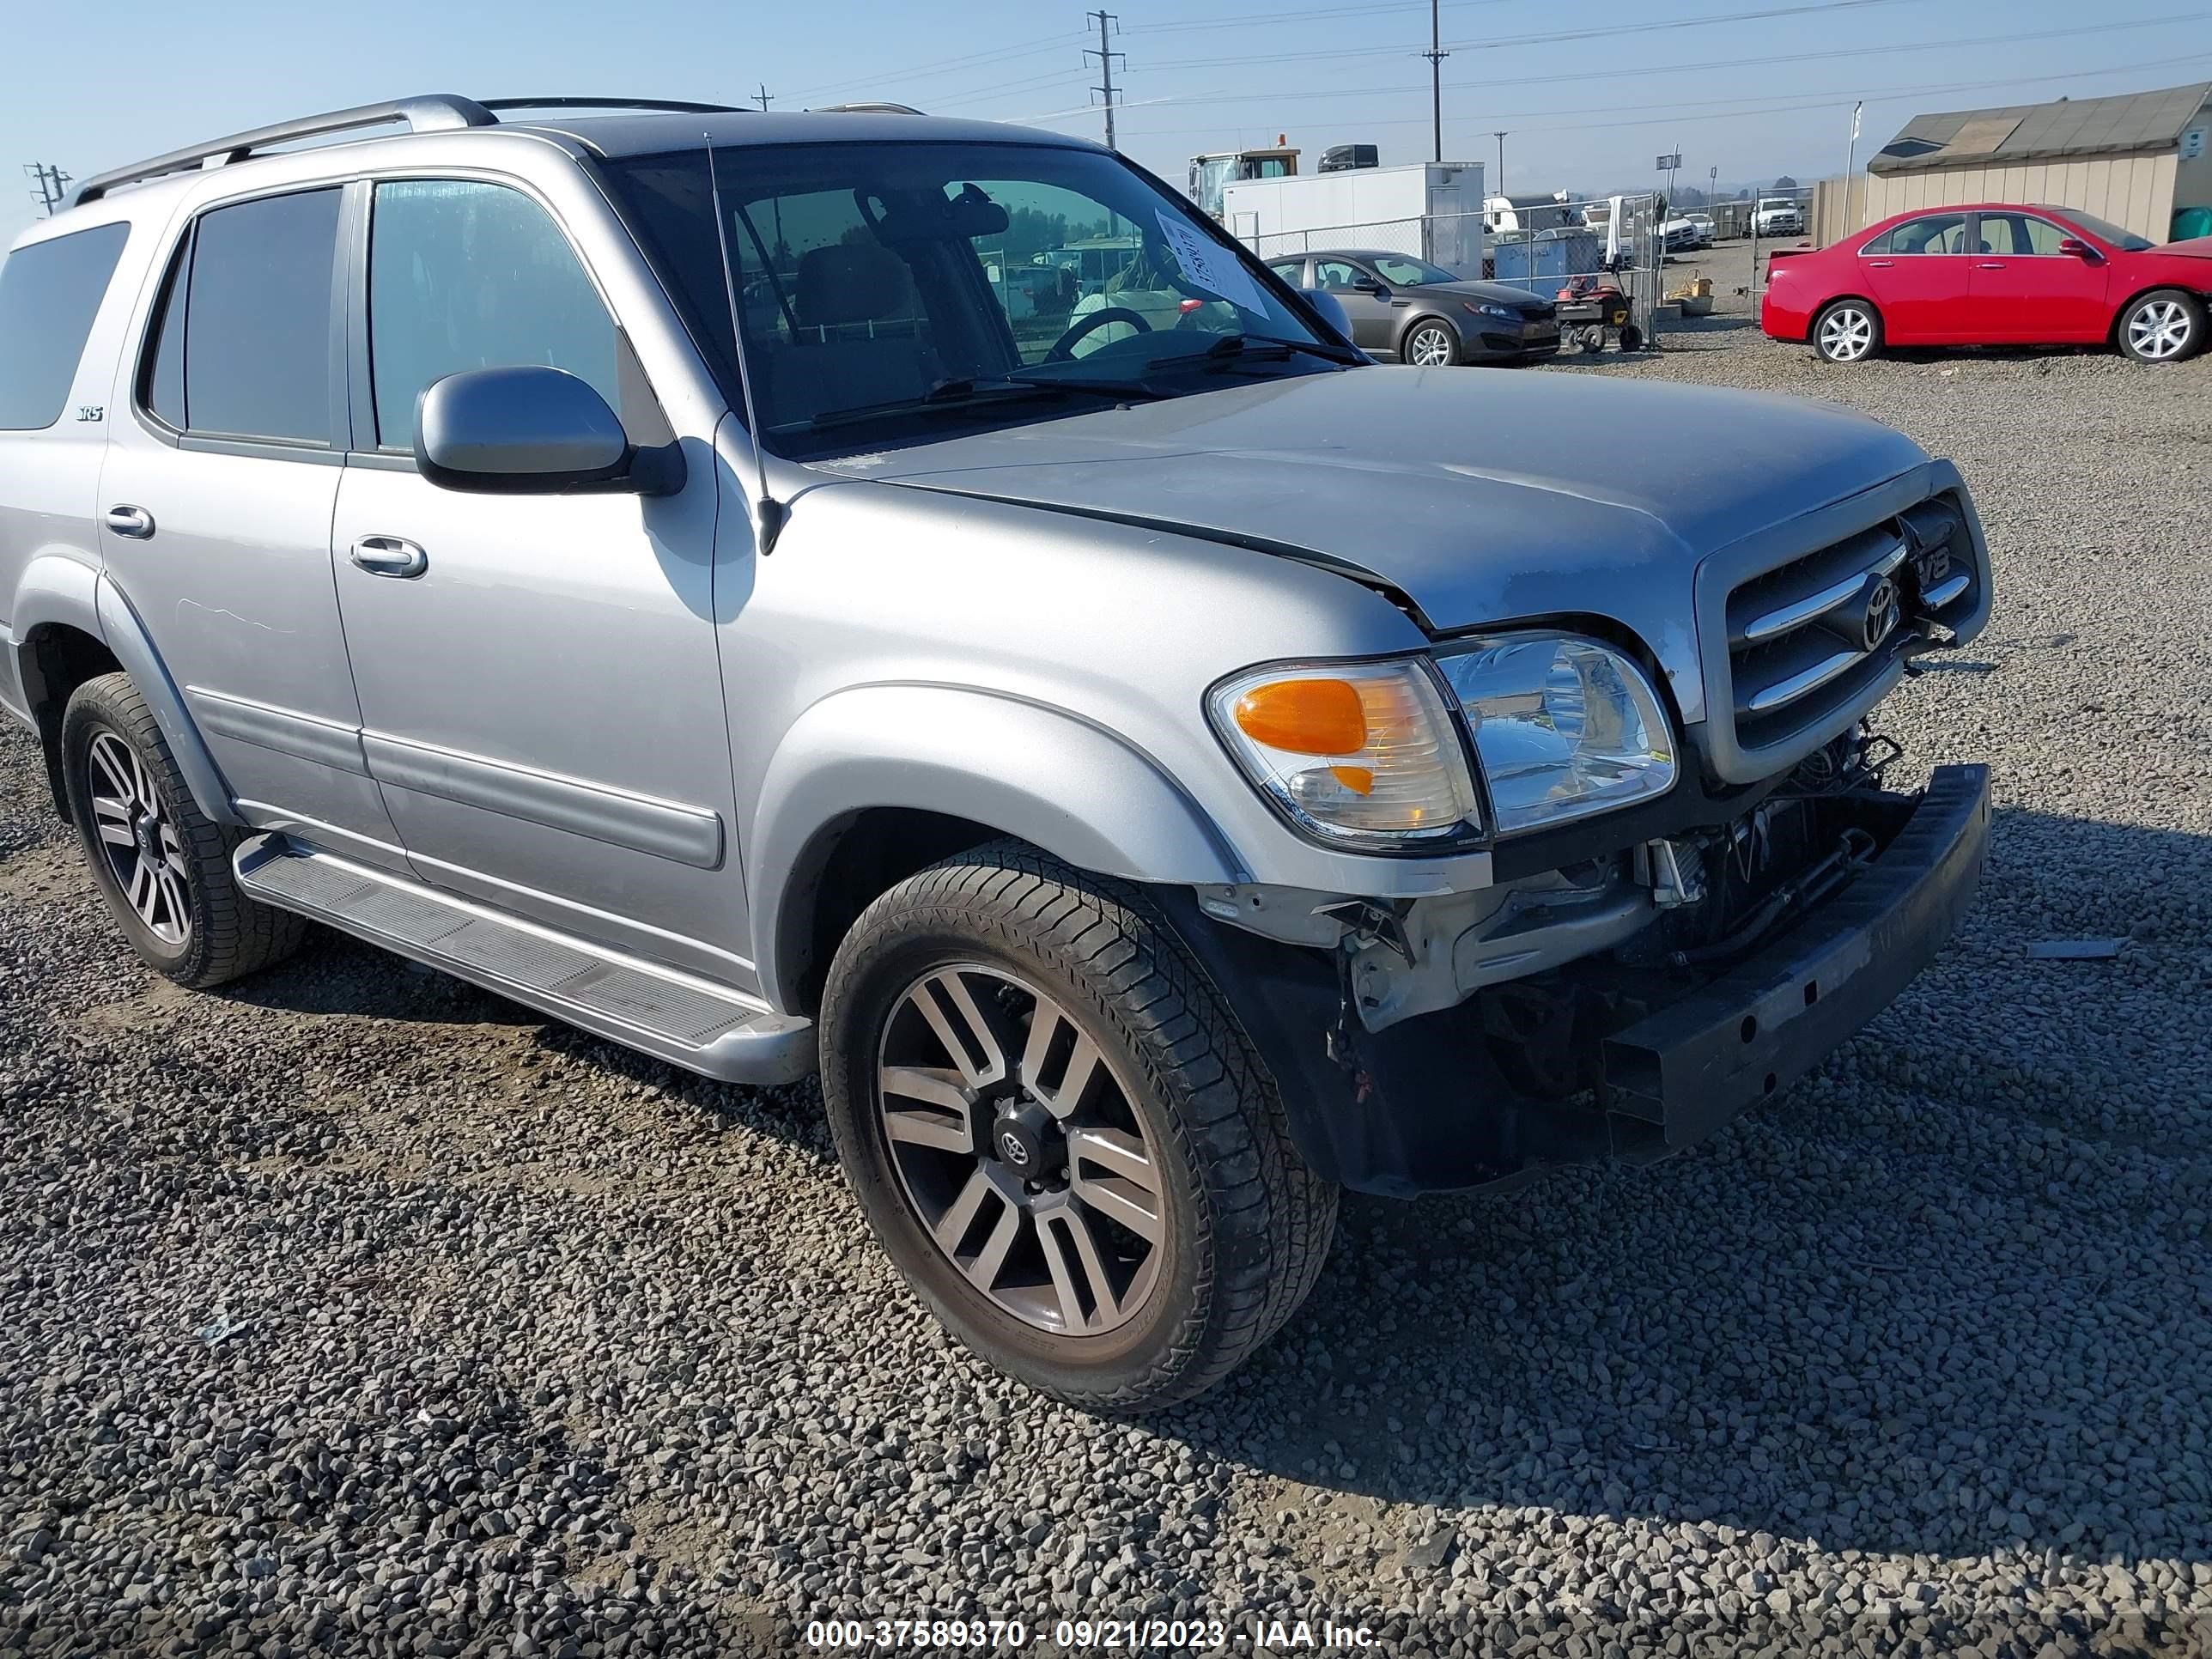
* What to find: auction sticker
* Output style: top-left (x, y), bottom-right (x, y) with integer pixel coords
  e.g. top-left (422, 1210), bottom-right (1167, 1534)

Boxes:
top-left (1154, 210), bottom-right (1273, 316)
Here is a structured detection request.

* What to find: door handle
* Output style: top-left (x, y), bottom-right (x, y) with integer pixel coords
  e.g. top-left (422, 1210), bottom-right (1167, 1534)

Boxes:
top-left (1866, 259), bottom-right (1894, 269)
top-left (103, 504), bottom-right (155, 539)
top-left (1977, 261), bottom-right (2006, 270)
top-left (349, 536), bottom-right (428, 579)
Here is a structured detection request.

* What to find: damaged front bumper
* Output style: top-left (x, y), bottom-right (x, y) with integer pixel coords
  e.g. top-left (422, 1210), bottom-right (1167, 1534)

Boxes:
top-left (1172, 764), bottom-right (1991, 1197)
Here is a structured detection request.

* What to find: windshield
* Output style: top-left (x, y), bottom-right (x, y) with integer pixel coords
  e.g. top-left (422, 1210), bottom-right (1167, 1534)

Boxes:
top-left (2044, 207), bottom-right (2154, 252)
top-left (1368, 254), bottom-right (1459, 286)
top-left (607, 141), bottom-right (1348, 453)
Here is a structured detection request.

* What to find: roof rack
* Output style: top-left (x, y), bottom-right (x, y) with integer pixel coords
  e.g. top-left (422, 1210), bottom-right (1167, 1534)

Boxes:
top-left (69, 94), bottom-right (753, 207)
top-left (811, 102), bottom-right (927, 116)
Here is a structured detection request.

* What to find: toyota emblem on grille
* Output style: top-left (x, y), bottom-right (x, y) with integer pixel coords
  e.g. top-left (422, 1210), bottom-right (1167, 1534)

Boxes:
top-left (1862, 576), bottom-right (1901, 651)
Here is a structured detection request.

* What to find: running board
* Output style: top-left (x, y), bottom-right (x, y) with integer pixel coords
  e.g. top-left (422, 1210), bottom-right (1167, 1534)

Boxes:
top-left (233, 836), bottom-right (816, 1085)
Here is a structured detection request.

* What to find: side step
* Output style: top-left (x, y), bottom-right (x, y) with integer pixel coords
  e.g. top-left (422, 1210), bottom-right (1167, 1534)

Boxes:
top-left (234, 836), bottom-right (816, 1085)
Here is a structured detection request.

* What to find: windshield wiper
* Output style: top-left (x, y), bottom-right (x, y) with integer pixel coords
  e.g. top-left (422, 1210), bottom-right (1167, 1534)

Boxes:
top-left (1202, 332), bottom-right (1365, 367)
top-left (794, 376), bottom-right (1164, 434)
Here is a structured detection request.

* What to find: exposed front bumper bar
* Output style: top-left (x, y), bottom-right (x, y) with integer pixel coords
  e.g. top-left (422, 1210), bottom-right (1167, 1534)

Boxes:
top-left (1597, 763), bottom-right (1991, 1153)
top-left (1176, 764), bottom-right (1992, 1197)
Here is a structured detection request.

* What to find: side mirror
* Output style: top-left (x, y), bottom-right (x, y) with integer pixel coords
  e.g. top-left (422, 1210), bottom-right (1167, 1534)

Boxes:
top-left (1357, 281), bottom-right (1390, 297)
top-left (2057, 236), bottom-right (2100, 261)
top-left (1299, 287), bottom-right (1352, 339)
top-left (416, 367), bottom-right (681, 496)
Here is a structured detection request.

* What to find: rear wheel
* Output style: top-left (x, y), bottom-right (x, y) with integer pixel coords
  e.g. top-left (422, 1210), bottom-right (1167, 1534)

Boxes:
top-left (61, 672), bottom-right (304, 988)
top-left (819, 842), bottom-right (1337, 1412)
top-left (1813, 299), bottom-right (1881, 363)
top-left (1402, 319), bottom-right (1458, 367)
top-left (2117, 289), bottom-right (2203, 362)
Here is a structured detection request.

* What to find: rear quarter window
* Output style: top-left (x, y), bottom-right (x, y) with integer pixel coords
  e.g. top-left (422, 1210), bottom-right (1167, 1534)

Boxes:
top-left (0, 222), bottom-right (131, 430)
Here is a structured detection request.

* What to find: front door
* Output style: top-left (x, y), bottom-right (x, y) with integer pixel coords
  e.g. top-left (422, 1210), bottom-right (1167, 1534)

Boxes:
top-left (97, 184), bottom-right (409, 872)
top-left (1859, 212), bottom-right (1975, 343)
top-left (1966, 211), bottom-right (2112, 342)
top-left (329, 177), bottom-right (747, 986)
top-left (1313, 258), bottom-right (1395, 351)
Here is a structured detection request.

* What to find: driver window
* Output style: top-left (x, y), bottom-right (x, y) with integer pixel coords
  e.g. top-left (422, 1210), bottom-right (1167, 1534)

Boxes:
top-left (1980, 214), bottom-right (2066, 256)
top-left (1314, 259), bottom-right (1365, 290)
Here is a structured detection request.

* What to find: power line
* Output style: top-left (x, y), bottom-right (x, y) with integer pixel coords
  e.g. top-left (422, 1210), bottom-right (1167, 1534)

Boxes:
top-left (1124, 0), bottom-right (1922, 73)
top-left (1085, 9), bottom-right (1125, 150)
top-left (1069, 51), bottom-right (2212, 143)
top-left (23, 161), bottom-right (71, 216)
top-left (784, 33), bottom-right (1079, 102)
top-left (1000, 12), bottom-right (2208, 118)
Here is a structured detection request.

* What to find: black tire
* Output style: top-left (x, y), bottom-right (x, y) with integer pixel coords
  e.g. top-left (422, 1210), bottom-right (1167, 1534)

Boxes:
top-left (1812, 298), bottom-right (1882, 363)
top-left (1401, 319), bottom-right (1460, 368)
top-left (819, 842), bottom-right (1338, 1413)
top-left (2115, 289), bottom-right (2205, 363)
top-left (61, 672), bottom-right (305, 988)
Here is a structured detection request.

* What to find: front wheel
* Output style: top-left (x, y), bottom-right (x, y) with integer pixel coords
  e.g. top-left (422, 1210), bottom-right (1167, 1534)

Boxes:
top-left (1402, 319), bottom-right (1459, 367)
top-left (819, 843), bottom-right (1337, 1412)
top-left (2118, 289), bottom-right (2204, 363)
top-left (1813, 299), bottom-right (1882, 363)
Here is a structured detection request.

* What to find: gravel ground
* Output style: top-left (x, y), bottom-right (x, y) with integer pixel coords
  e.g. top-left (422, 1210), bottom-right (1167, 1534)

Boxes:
top-left (3, 307), bottom-right (2209, 1659)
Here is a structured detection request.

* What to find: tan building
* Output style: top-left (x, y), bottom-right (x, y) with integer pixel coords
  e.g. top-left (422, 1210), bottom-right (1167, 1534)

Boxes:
top-left (1815, 82), bottom-right (2211, 246)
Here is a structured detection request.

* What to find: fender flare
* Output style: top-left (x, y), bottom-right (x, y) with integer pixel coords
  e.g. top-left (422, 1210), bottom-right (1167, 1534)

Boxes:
top-left (750, 683), bottom-right (1248, 1011)
top-left (11, 559), bottom-right (241, 827)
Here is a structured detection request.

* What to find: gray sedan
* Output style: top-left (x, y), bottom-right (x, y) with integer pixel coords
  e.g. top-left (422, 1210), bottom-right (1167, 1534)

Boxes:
top-left (1267, 249), bottom-right (1560, 365)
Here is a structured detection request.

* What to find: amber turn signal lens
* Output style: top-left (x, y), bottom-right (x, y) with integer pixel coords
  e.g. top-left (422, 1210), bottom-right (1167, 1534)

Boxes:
top-left (1232, 678), bottom-right (1367, 756)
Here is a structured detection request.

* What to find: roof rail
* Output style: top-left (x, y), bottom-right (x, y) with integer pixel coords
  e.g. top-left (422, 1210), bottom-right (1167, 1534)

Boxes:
top-left (70, 94), bottom-right (494, 206)
top-left (811, 102), bottom-right (927, 116)
top-left (478, 97), bottom-right (748, 118)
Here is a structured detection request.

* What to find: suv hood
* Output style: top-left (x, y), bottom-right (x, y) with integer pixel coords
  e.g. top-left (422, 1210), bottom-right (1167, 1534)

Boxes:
top-left (818, 367), bottom-right (1928, 708)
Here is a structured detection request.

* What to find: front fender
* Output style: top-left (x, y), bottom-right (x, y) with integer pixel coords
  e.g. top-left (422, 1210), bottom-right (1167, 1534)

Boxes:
top-left (750, 683), bottom-right (1249, 1011)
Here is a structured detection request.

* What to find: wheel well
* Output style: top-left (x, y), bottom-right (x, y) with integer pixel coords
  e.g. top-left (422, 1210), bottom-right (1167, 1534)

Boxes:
top-left (1809, 295), bottom-right (1880, 343)
top-left (1400, 312), bottom-right (1458, 349)
top-left (2106, 284), bottom-right (2208, 345)
top-left (19, 623), bottom-right (122, 817)
top-left (783, 808), bottom-right (1013, 1018)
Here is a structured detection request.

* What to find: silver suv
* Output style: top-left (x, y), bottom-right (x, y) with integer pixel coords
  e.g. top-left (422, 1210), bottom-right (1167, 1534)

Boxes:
top-left (0, 95), bottom-right (1993, 1411)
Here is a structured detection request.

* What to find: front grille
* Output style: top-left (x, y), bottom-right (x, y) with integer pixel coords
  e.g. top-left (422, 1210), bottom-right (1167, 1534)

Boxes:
top-left (1724, 495), bottom-right (1976, 752)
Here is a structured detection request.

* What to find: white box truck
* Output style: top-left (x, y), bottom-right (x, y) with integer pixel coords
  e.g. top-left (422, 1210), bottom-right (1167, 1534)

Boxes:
top-left (1222, 161), bottom-right (1486, 276)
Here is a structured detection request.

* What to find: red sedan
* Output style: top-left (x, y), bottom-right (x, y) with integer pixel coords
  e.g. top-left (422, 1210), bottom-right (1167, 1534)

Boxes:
top-left (1761, 203), bottom-right (2212, 365)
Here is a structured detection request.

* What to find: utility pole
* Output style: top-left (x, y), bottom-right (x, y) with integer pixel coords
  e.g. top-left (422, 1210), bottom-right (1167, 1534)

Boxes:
top-left (1841, 100), bottom-right (1864, 236)
top-left (1423, 0), bottom-right (1449, 164)
top-left (1085, 10), bottom-right (1123, 152)
top-left (24, 161), bottom-right (71, 216)
top-left (753, 84), bottom-right (773, 112)
top-left (1492, 131), bottom-right (1508, 198)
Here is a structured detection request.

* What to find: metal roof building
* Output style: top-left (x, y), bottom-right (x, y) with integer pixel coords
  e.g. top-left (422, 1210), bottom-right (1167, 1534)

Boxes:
top-left (1855, 82), bottom-right (2212, 242)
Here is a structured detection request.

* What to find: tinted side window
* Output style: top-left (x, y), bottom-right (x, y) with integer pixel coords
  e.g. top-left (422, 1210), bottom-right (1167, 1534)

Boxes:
top-left (142, 236), bottom-right (188, 429)
top-left (1981, 214), bottom-right (2067, 256)
top-left (183, 189), bottom-right (341, 443)
top-left (1314, 260), bottom-right (1364, 290)
top-left (368, 180), bottom-right (621, 451)
top-left (1890, 214), bottom-right (1968, 256)
top-left (0, 222), bottom-right (130, 431)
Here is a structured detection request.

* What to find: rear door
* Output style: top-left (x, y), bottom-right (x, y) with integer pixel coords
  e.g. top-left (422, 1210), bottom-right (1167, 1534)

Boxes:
top-left (1859, 212), bottom-right (1976, 342)
top-left (1313, 258), bottom-right (1393, 351)
top-left (96, 185), bottom-right (408, 870)
top-left (1967, 211), bottom-right (2111, 342)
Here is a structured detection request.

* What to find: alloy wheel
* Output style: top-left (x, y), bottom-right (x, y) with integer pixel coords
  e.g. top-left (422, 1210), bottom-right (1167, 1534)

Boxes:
top-left (86, 729), bottom-right (191, 945)
top-left (2128, 300), bottom-right (2191, 361)
top-left (875, 963), bottom-right (1166, 1337)
top-left (1407, 326), bottom-right (1454, 367)
top-left (1819, 306), bottom-right (1875, 362)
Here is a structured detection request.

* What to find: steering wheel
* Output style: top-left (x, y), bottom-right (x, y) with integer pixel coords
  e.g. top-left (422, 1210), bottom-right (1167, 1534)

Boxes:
top-left (1044, 306), bottom-right (1154, 362)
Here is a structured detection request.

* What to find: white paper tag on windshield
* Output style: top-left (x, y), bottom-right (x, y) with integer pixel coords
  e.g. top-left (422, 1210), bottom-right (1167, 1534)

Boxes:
top-left (1154, 209), bottom-right (1272, 316)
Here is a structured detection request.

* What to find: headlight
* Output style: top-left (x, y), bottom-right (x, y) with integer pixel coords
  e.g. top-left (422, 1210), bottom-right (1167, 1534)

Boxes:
top-left (1433, 635), bottom-right (1676, 835)
top-left (1463, 301), bottom-right (1516, 320)
top-left (1207, 661), bottom-right (1480, 847)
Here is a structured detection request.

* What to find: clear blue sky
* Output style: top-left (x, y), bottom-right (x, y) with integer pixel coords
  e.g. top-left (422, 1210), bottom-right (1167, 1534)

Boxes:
top-left (8, 0), bottom-right (2209, 246)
